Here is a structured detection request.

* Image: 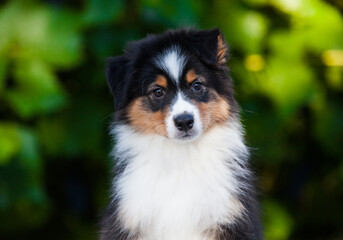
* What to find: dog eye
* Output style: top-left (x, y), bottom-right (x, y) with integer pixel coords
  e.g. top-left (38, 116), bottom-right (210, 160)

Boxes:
top-left (152, 88), bottom-right (165, 98)
top-left (192, 82), bottom-right (203, 92)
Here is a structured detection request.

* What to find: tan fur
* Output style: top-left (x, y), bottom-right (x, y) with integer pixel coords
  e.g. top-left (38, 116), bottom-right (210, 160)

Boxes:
top-left (127, 98), bottom-right (168, 137)
top-left (155, 75), bottom-right (168, 88)
top-left (196, 95), bottom-right (230, 132)
top-left (186, 69), bottom-right (197, 84)
top-left (217, 35), bottom-right (228, 65)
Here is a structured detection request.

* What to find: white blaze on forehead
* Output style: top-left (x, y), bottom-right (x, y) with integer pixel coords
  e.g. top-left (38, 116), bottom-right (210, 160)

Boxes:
top-left (154, 46), bottom-right (185, 85)
top-left (171, 92), bottom-right (197, 115)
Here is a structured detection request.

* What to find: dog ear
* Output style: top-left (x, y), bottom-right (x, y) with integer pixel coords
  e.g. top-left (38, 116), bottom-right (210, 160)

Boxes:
top-left (106, 56), bottom-right (130, 109)
top-left (187, 28), bottom-right (229, 66)
top-left (216, 31), bottom-right (229, 65)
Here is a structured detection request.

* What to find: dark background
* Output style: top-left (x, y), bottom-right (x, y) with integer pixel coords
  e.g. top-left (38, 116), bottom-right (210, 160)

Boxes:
top-left (1, 0), bottom-right (343, 239)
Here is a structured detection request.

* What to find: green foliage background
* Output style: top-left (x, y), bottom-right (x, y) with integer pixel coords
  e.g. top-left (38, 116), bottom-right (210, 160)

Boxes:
top-left (0, 0), bottom-right (343, 239)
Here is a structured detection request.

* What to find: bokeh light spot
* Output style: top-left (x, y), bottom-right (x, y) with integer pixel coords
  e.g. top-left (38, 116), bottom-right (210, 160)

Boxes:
top-left (244, 54), bottom-right (265, 72)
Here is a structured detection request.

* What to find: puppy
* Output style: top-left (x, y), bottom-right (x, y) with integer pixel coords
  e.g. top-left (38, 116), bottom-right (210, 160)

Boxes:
top-left (100, 28), bottom-right (262, 240)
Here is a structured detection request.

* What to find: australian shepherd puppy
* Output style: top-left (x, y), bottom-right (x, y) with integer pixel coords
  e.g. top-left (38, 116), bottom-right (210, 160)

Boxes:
top-left (100, 28), bottom-right (262, 240)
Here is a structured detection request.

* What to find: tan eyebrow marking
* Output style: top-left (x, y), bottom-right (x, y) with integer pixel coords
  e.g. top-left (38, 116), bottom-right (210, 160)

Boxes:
top-left (155, 75), bottom-right (168, 88)
top-left (186, 69), bottom-right (197, 84)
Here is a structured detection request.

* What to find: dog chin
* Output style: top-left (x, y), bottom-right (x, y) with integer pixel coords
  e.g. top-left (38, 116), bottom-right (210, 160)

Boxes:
top-left (170, 130), bottom-right (202, 143)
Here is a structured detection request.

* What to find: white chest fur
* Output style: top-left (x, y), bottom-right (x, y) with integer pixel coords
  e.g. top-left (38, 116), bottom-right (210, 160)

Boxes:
top-left (111, 121), bottom-right (249, 240)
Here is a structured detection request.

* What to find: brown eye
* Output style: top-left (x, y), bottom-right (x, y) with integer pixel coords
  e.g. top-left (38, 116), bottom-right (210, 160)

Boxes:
top-left (152, 88), bottom-right (164, 98)
top-left (192, 82), bottom-right (203, 92)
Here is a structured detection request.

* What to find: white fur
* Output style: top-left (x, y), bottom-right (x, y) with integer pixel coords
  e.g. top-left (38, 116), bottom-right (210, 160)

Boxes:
top-left (110, 120), bottom-right (250, 240)
top-left (166, 92), bottom-right (202, 141)
top-left (154, 46), bottom-right (185, 85)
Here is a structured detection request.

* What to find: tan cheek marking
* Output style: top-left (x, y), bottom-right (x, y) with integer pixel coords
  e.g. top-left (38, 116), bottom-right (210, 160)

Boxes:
top-left (186, 69), bottom-right (197, 84)
top-left (127, 98), bottom-right (168, 137)
top-left (196, 96), bottom-right (230, 132)
top-left (155, 75), bottom-right (167, 88)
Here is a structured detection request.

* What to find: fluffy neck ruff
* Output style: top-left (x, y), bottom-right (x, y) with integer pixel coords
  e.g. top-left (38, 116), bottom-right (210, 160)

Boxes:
top-left (110, 120), bottom-right (251, 239)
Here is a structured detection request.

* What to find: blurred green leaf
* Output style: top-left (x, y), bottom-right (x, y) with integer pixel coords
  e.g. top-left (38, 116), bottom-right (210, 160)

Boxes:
top-left (262, 57), bottom-right (316, 117)
top-left (268, 31), bottom-right (305, 60)
top-left (17, 126), bottom-right (42, 174)
top-left (88, 28), bottom-right (140, 60)
top-left (141, 0), bottom-right (202, 27)
top-left (211, 1), bottom-right (269, 54)
top-left (269, 0), bottom-right (303, 13)
top-left (0, 1), bottom-right (15, 56)
top-left (0, 123), bottom-right (20, 165)
top-left (5, 59), bottom-right (67, 118)
top-left (0, 58), bottom-right (6, 94)
top-left (263, 199), bottom-right (294, 240)
top-left (325, 67), bottom-right (343, 90)
top-left (0, 127), bottom-right (49, 232)
top-left (0, 1), bottom-right (82, 67)
top-left (37, 94), bottom-right (109, 158)
top-left (270, 0), bottom-right (343, 51)
top-left (313, 99), bottom-right (343, 157)
top-left (16, 6), bottom-right (82, 68)
top-left (243, 0), bottom-right (268, 6)
top-left (83, 0), bottom-right (124, 26)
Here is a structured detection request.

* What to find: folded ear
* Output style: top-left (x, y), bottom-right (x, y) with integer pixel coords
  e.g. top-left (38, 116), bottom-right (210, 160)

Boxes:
top-left (106, 56), bottom-right (130, 109)
top-left (187, 28), bottom-right (229, 66)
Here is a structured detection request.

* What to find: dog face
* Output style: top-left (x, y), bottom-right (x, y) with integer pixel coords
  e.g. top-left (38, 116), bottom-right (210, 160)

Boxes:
top-left (106, 29), bottom-right (237, 142)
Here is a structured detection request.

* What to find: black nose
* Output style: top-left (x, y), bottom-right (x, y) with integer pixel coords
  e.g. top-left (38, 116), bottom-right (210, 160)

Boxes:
top-left (174, 114), bottom-right (194, 131)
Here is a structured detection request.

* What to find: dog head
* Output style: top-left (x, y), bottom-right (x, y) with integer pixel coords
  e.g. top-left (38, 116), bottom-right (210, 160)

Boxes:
top-left (106, 28), bottom-right (238, 142)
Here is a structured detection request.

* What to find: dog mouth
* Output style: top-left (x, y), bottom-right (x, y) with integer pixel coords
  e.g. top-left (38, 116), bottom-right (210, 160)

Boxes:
top-left (173, 130), bottom-right (200, 142)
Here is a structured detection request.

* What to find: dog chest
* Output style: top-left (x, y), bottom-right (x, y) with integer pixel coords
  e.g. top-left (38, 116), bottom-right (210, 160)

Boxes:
top-left (114, 126), bottom-right (246, 239)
